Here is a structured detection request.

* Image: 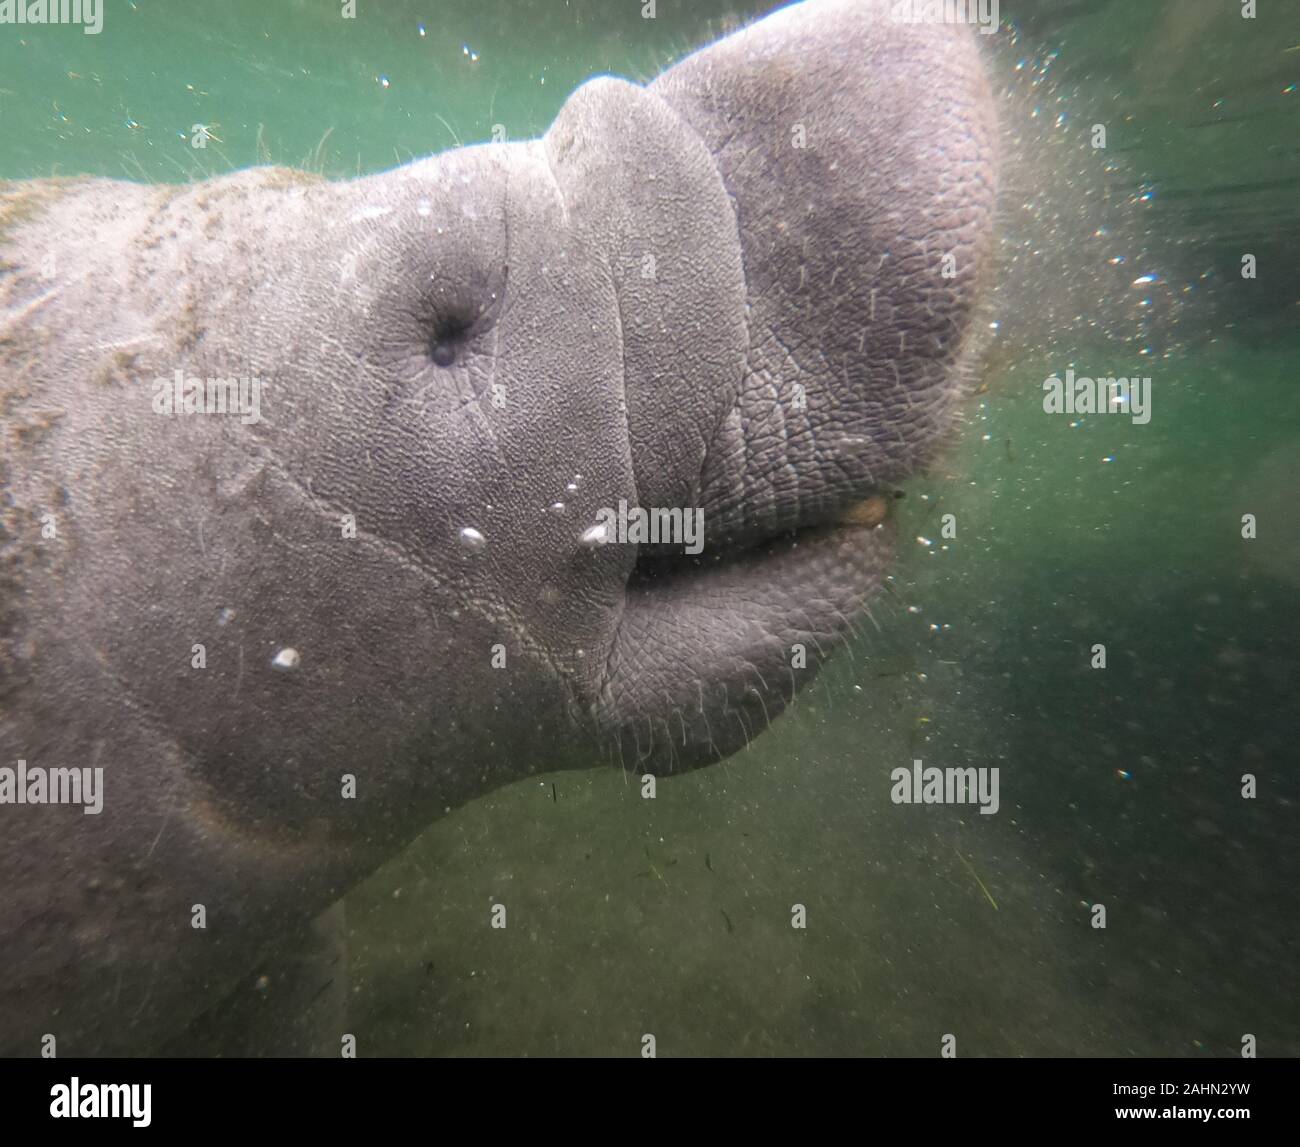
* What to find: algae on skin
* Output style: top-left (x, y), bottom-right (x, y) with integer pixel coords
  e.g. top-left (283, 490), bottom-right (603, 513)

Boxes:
top-left (0, 181), bottom-right (78, 245)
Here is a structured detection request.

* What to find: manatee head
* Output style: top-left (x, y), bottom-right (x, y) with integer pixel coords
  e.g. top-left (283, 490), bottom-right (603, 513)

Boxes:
top-left (2, 0), bottom-right (995, 859)
top-left (332, 0), bottom-right (994, 787)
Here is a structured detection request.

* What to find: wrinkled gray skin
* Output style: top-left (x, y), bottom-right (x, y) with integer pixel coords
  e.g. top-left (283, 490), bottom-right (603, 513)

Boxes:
top-left (0, 0), bottom-right (995, 1055)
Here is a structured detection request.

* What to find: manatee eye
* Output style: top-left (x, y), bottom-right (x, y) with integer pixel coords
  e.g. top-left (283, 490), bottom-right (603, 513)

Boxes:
top-left (430, 339), bottom-right (457, 367)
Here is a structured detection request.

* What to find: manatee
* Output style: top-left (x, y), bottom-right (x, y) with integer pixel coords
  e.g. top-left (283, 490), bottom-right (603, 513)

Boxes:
top-left (0, 0), bottom-right (996, 1055)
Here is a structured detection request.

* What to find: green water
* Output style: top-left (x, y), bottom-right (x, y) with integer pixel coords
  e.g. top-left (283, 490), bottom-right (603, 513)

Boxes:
top-left (2, 0), bottom-right (1296, 1056)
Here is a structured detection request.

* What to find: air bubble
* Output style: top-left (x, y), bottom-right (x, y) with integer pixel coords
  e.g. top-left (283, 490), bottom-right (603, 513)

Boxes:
top-left (458, 527), bottom-right (487, 552)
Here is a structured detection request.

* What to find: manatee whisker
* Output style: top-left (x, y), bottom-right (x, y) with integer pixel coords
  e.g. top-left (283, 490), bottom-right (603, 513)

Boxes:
top-left (742, 661), bottom-right (770, 694)
top-left (795, 611), bottom-right (829, 661)
top-left (747, 685), bottom-right (773, 733)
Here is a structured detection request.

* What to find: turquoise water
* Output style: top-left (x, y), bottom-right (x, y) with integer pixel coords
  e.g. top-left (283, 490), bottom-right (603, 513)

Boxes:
top-left (1, 0), bottom-right (1296, 1056)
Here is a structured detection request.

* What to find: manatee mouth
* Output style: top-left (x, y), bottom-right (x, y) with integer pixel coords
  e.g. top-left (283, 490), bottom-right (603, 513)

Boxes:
top-left (630, 490), bottom-right (897, 576)
top-left (596, 490), bottom-right (899, 774)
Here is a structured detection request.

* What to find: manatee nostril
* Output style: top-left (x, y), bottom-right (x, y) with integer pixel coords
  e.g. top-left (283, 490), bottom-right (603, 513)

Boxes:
top-left (429, 309), bottom-right (480, 367)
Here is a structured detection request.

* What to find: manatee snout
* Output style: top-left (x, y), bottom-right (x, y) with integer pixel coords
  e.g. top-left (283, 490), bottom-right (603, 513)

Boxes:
top-left (591, 0), bottom-right (997, 771)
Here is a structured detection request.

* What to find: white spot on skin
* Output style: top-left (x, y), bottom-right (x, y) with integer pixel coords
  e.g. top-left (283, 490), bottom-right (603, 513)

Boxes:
top-left (350, 205), bottom-right (393, 223)
top-left (271, 648), bottom-right (300, 670)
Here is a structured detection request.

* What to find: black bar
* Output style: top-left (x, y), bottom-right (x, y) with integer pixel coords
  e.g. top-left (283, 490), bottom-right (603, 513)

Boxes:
top-left (0, 1056), bottom-right (1291, 1132)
